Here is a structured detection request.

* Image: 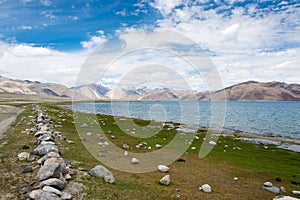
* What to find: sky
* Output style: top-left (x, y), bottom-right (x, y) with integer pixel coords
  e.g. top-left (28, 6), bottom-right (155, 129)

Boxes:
top-left (0, 0), bottom-right (299, 91)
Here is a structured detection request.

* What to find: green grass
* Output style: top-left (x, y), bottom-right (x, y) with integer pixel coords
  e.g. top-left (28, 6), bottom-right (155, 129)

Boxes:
top-left (0, 103), bottom-right (300, 199)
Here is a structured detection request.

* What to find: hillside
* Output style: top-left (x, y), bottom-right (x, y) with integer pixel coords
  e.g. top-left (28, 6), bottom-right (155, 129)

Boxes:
top-left (0, 76), bottom-right (300, 101)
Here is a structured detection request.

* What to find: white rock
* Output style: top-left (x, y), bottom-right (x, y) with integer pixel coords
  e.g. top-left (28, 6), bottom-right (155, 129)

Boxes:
top-left (195, 136), bottom-right (200, 140)
top-left (191, 147), bottom-right (196, 150)
top-left (155, 144), bottom-right (162, 148)
top-left (273, 196), bottom-right (300, 200)
top-left (86, 132), bottom-right (92, 136)
top-left (280, 186), bottom-right (287, 193)
top-left (292, 191), bottom-right (300, 195)
top-left (131, 157), bottom-right (139, 164)
top-left (158, 165), bottom-right (169, 173)
top-left (199, 184), bottom-right (212, 193)
top-left (18, 152), bottom-right (30, 161)
top-left (43, 186), bottom-right (62, 196)
top-left (159, 175), bottom-right (171, 186)
top-left (263, 182), bottom-right (273, 187)
top-left (124, 151), bottom-right (128, 156)
top-left (233, 177), bottom-right (239, 181)
top-left (208, 141), bottom-right (217, 146)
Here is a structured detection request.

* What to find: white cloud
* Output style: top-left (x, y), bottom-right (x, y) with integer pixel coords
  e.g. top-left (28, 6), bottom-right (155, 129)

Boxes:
top-left (18, 25), bottom-right (33, 30)
top-left (8, 44), bottom-right (53, 57)
top-left (150, 0), bottom-right (184, 16)
top-left (221, 23), bottom-right (240, 41)
top-left (148, 1), bottom-right (300, 86)
top-left (20, 0), bottom-right (33, 3)
top-left (0, 43), bottom-right (86, 86)
top-left (116, 9), bottom-right (126, 16)
top-left (68, 16), bottom-right (78, 21)
top-left (40, 0), bottom-right (51, 6)
top-left (81, 30), bottom-right (107, 49)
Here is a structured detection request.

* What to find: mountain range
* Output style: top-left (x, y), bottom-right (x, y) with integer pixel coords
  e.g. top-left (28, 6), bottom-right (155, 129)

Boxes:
top-left (0, 76), bottom-right (300, 101)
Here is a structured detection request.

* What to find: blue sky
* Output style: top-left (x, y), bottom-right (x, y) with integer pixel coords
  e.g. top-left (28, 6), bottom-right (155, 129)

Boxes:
top-left (0, 0), bottom-right (299, 89)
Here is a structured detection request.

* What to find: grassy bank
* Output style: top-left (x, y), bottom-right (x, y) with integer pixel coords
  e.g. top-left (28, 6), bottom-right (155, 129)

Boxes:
top-left (0, 103), bottom-right (299, 199)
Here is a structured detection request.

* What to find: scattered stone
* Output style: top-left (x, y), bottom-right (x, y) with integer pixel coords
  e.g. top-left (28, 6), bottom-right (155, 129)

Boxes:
top-left (61, 192), bottom-right (73, 200)
top-left (159, 175), bottom-right (171, 186)
top-left (18, 152), bottom-right (30, 161)
top-left (276, 178), bottom-right (282, 182)
top-left (199, 184), bottom-right (212, 193)
top-left (292, 191), bottom-right (300, 195)
top-left (20, 166), bottom-right (33, 173)
top-left (0, 153), bottom-right (11, 158)
top-left (273, 196), bottom-right (300, 200)
top-left (22, 145), bottom-right (30, 150)
top-left (124, 151), bottom-right (128, 156)
top-left (27, 156), bottom-right (36, 162)
top-left (111, 135), bottom-right (115, 139)
top-left (65, 174), bottom-right (72, 181)
top-left (208, 141), bottom-right (217, 146)
top-left (43, 186), bottom-right (62, 196)
top-left (158, 165), bottom-right (169, 173)
top-left (264, 182), bottom-right (273, 187)
top-left (233, 177), bottom-right (239, 181)
top-left (155, 144), bottom-right (162, 148)
top-left (280, 186), bottom-right (287, 193)
top-left (122, 144), bottom-right (129, 149)
top-left (131, 157), bottom-right (139, 164)
top-left (86, 132), bottom-right (92, 136)
top-left (89, 165), bottom-right (115, 184)
top-left (78, 167), bottom-right (87, 171)
top-left (262, 184), bottom-right (280, 194)
top-left (191, 146), bottom-right (196, 150)
top-left (39, 178), bottom-right (65, 190)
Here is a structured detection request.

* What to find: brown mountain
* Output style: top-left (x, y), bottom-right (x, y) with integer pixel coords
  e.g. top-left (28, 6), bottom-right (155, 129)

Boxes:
top-left (202, 81), bottom-right (300, 101)
top-left (0, 76), bottom-right (299, 101)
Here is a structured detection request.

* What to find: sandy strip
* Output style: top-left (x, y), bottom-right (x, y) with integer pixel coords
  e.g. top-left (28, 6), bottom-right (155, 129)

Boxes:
top-left (0, 105), bottom-right (24, 139)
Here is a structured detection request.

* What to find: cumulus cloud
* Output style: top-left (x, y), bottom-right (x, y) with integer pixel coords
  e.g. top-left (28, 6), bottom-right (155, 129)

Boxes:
top-left (8, 44), bottom-right (53, 57)
top-left (81, 30), bottom-right (107, 49)
top-left (150, 0), bottom-right (183, 16)
top-left (148, 0), bottom-right (300, 86)
top-left (0, 43), bottom-right (86, 86)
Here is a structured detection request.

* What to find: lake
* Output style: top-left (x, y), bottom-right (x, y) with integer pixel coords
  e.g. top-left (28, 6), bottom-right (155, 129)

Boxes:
top-left (65, 101), bottom-right (300, 139)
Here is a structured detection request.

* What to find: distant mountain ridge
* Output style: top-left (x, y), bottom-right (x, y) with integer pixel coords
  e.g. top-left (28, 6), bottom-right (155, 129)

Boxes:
top-left (0, 76), bottom-right (300, 101)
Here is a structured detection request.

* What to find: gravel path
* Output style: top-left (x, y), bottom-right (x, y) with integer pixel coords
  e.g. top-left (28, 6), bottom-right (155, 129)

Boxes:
top-left (0, 105), bottom-right (23, 139)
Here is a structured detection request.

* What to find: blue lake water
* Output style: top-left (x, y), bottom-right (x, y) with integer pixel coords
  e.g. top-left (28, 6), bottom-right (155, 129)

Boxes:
top-left (65, 101), bottom-right (300, 139)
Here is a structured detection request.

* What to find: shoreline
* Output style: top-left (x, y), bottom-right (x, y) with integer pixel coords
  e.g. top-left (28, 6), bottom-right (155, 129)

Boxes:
top-left (62, 105), bottom-right (300, 153)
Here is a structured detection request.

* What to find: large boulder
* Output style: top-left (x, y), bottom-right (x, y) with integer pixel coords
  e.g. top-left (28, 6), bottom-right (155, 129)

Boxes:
top-left (89, 165), bottom-right (115, 184)
top-left (37, 162), bottom-right (61, 181)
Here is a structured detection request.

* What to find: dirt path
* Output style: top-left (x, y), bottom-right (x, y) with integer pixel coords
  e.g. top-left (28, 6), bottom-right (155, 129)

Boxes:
top-left (0, 105), bottom-right (24, 139)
